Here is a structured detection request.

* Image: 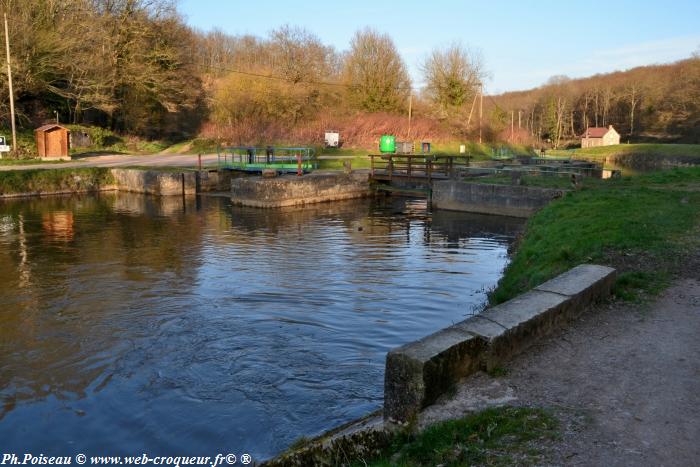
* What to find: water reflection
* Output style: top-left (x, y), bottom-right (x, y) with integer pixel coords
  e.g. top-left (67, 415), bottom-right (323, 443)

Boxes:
top-left (0, 193), bottom-right (523, 459)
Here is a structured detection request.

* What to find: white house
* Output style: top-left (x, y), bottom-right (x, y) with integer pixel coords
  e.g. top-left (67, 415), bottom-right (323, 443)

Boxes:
top-left (581, 125), bottom-right (620, 148)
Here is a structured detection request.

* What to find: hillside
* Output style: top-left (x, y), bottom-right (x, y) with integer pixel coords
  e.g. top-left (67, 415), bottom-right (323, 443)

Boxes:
top-left (488, 57), bottom-right (700, 146)
top-left (1, 1), bottom-right (697, 152)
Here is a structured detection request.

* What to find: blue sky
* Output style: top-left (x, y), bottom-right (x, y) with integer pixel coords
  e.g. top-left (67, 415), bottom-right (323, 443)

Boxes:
top-left (179, 0), bottom-right (700, 93)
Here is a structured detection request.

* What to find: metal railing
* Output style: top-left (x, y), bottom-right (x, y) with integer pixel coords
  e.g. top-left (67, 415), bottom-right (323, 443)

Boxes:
top-left (218, 146), bottom-right (317, 174)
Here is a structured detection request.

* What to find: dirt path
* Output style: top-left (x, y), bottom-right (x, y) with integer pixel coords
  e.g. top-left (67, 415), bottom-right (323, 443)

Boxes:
top-left (0, 153), bottom-right (220, 171)
top-left (420, 278), bottom-right (700, 466)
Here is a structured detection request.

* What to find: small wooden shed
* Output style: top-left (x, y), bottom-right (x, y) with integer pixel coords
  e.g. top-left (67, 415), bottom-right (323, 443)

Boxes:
top-left (35, 124), bottom-right (71, 159)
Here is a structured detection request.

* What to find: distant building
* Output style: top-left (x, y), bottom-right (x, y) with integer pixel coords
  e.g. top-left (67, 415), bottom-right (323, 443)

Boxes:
top-left (581, 125), bottom-right (620, 148)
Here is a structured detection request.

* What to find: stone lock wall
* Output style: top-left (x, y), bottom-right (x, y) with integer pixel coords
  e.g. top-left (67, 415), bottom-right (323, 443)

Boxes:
top-left (231, 172), bottom-right (372, 208)
top-left (432, 181), bottom-right (566, 218)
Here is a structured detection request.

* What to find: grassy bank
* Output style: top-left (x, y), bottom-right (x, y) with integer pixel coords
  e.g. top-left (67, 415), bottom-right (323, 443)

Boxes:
top-left (348, 407), bottom-right (557, 466)
top-left (0, 126), bottom-right (177, 159)
top-left (0, 168), bottom-right (115, 196)
top-left (549, 143), bottom-right (700, 165)
top-left (490, 167), bottom-right (700, 304)
top-left (469, 173), bottom-right (597, 190)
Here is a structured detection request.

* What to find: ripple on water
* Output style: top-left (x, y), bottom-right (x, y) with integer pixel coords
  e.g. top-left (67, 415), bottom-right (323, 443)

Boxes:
top-left (0, 195), bottom-right (523, 458)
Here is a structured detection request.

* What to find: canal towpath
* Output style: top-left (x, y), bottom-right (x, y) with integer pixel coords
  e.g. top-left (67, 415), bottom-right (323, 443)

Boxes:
top-left (0, 153), bottom-right (221, 171)
top-left (419, 276), bottom-right (700, 466)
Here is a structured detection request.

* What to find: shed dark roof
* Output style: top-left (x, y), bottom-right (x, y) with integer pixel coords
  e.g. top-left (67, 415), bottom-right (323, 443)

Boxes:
top-left (35, 124), bottom-right (69, 133)
top-left (582, 127), bottom-right (609, 138)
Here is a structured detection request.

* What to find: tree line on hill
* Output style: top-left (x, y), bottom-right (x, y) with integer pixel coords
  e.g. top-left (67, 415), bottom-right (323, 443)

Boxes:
top-left (489, 55), bottom-right (700, 146)
top-left (0, 0), bottom-right (485, 146)
top-left (1, 0), bottom-right (698, 147)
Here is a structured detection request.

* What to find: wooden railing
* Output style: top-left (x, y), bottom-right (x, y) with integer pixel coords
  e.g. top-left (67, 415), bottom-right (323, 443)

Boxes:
top-left (369, 154), bottom-right (471, 184)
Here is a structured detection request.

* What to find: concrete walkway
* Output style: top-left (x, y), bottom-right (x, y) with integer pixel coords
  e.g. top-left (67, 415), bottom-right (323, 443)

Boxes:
top-left (0, 153), bottom-right (220, 171)
top-left (420, 278), bottom-right (700, 466)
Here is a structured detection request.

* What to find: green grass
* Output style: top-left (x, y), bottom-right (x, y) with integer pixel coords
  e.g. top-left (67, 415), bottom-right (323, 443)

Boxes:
top-left (486, 366), bottom-right (510, 378)
top-left (431, 142), bottom-right (536, 161)
top-left (490, 167), bottom-right (700, 304)
top-left (354, 407), bottom-right (558, 467)
top-left (0, 167), bottom-right (114, 195)
top-left (549, 143), bottom-right (700, 162)
top-left (469, 173), bottom-right (586, 190)
top-left (0, 128), bottom-right (37, 158)
top-left (1, 125), bottom-right (179, 159)
top-left (68, 125), bottom-right (171, 156)
top-left (0, 158), bottom-right (72, 166)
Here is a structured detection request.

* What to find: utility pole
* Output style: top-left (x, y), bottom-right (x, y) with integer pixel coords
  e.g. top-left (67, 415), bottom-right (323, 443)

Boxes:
top-left (466, 91), bottom-right (477, 129)
top-left (511, 110), bottom-right (514, 142)
top-left (407, 92), bottom-right (412, 139)
top-left (518, 109), bottom-right (522, 129)
top-left (478, 84), bottom-right (483, 144)
top-left (4, 13), bottom-right (16, 151)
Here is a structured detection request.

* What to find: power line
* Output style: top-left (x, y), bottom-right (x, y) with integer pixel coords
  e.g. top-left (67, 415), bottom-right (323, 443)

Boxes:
top-left (199, 62), bottom-right (417, 92)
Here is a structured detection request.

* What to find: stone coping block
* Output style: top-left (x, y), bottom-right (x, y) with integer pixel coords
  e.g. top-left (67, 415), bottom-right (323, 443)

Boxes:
top-left (231, 172), bottom-right (371, 208)
top-left (384, 264), bottom-right (616, 422)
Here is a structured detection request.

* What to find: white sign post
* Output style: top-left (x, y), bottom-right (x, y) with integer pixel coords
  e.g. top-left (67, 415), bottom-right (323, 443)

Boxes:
top-left (0, 135), bottom-right (9, 156)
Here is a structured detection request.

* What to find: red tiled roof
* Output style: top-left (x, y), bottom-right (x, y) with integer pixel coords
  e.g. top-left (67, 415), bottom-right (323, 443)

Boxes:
top-left (582, 127), bottom-right (609, 138)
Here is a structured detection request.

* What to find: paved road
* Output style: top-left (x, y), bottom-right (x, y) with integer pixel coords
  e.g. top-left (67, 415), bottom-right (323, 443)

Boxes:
top-left (0, 153), bottom-right (221, 171)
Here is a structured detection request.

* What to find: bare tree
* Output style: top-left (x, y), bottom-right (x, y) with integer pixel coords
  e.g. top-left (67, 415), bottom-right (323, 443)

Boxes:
top-left (625, 83), bottom-right (642, 136)
top-left (269, 25), bottom-right (338, 84)
top-left (421, 42), bottom-right (485, 119)
top-left (342, 28), bottom-right (411, 112)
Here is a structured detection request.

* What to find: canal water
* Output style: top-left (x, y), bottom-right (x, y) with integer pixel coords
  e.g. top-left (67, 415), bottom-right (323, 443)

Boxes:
top-left (0, 193), bottom-right (523, 460)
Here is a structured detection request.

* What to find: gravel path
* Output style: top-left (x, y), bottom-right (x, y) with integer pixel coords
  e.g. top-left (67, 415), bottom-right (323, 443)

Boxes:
top-left (0, 153), bottom-right (220, 171)
top-left (420, 278), bottom-right (700, 466)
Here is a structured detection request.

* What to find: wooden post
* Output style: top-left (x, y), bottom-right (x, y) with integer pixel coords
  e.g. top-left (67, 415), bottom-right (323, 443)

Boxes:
top-left (198, 154), bottom-right (202, 170)
top-left (426, 156), bottom-right (432, 183)
top-left (296, 153), bottom-right (302, 176)
top-left (4, 13), bottom-right (16, 151)
top-left (407, 155), bottom-right (412, 183)
top-left (370, 155), bottom-right (374, 177)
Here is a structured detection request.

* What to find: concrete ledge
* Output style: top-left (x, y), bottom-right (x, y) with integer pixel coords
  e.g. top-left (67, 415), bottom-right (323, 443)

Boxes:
top-left (384, 264), bottom-right (616, 422)
top-left (231, 172), bottom-right (371, 208)
top-left (432, 181), bottom-right (567, 217)
top-left (0, 186), bottom-right (118, 199)
top-left (262, 412), bottom-right (391, 466)
top-left (111, 169), bottom-right (196, 195)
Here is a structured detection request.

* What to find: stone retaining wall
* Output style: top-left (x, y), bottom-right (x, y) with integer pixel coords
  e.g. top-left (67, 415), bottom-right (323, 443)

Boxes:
top-left (231, 172), bottom-right (371, 208)
top-left (383, 264), bottom-right (616, 422)
top-left (110, 169), bottom-right (197, 195)
top-left (432, 181), bottom-right (566, 217)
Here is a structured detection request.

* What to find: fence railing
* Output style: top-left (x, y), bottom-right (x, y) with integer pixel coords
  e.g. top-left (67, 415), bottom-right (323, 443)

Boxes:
top-left (218, 146), bottom-right (317, 173)
top-left (369, 154), bottom-right (471, 183)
